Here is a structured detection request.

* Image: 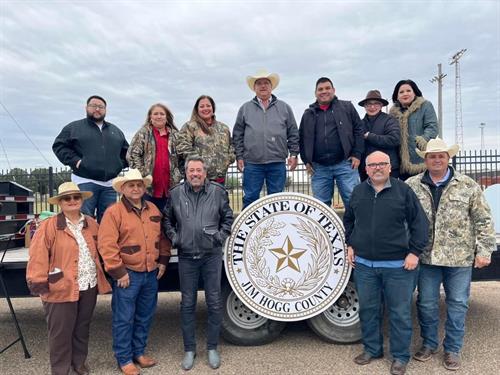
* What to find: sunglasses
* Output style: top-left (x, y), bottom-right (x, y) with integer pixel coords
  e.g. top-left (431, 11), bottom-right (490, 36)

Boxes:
top-left (60, 194), bottom-right (82, 202)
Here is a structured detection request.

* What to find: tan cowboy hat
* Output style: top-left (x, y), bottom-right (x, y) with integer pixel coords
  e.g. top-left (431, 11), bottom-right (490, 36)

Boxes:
top-left (416, 137), bottom-right (460, 159)
top-left (246, 69), bottom-right (280, 91)
top-left (48, 182), bottom-right (93, 205)
top-left (358, 89), bottom-right (389, 107)
top-left (112, 169), bottom-right (152, 192)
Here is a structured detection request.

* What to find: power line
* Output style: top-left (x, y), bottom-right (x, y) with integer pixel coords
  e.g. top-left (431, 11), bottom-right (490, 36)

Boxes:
top-left (0, 100), bottom-right (52, 166)
top-left (0, 138), bottom-right (12, 170)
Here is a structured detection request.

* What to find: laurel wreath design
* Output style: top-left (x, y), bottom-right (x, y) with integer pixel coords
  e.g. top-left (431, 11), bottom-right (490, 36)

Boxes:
top-left (247, 217), bottom-right (330, 297)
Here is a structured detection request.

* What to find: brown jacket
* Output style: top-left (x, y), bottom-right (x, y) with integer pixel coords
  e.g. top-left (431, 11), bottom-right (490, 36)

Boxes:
top-left (98, 198), bottom-right (171, 280)
top-left (26, 214), bottom-right (111, 303)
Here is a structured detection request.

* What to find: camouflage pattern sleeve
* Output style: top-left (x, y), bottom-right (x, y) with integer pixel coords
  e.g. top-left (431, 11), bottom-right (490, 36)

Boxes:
top-left (126, 128), bottom-right (147, 176)
top-left (176, 122), bottom-right (195, 159)
top-left (470, 183), bottom-right (496, 259)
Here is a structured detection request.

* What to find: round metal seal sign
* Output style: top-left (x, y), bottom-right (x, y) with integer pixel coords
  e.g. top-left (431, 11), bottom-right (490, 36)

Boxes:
top-left (224, 193), bottom-right (351, 321)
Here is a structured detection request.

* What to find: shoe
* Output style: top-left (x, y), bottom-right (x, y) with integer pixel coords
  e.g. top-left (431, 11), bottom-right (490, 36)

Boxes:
top-left (133, 355), bottom-right (157, 368)
top-left (443, 352), bottom-right (461, 371)
top-left (390, 360), bottom-right (407, 375)
top-left (207, 349), bottom-right (221, 369)
top-left (119, 363), bottom-right (140, 375)
top-left (353, 351), bottom-right (383, 365)
top-left (181, 351), bottom-right (196, 371)
top-left (73, 363), bottom-right (90, 375)
top-left (413, 346), bottom-right (439, 362)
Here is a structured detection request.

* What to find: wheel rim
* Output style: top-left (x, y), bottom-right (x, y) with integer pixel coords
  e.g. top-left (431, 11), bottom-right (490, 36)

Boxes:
top-left (322, 282), bottom-right (359, 327)
top-left (226, 290), bottom-right (268, 329)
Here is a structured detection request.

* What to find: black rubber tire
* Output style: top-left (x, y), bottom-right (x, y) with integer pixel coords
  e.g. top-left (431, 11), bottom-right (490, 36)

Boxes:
top-left (220, 284), bottom-right (287, 346)
top-left (306, 281), bottom-right (362, 344)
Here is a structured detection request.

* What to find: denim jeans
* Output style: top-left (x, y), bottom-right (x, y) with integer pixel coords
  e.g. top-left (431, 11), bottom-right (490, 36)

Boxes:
top-left (311, 160), bottom-right (359, 209)
top-left (354, 263), bottom-right (417, 364)
top-left (417, 264), bottom-right (472, 354)
top-left (111, 269), bottom-right (158, 366)
top-left (242, 162), bottom-right (286, 208)
top-left (77, 182), bottom-right (117, 223)
top-left (178, 254), bottom-right (223, 352)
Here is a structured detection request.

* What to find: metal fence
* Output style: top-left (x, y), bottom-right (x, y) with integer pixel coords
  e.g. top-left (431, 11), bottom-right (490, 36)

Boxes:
top-left (1, 150), bottom-right (498, 215)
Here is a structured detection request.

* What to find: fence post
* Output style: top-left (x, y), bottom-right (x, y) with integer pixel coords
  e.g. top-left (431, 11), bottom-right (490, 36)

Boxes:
top-left (48, 166), bottom-right (54, 212)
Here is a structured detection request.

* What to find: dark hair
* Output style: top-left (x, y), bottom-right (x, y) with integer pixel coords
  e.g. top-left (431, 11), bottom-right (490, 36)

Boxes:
top-left (315, 77), bottom-right (334, 89)
top-left (185, 155), bottom-right (207, 172)
top-left (86, 95), bottom-right (107, 106)
top-left (391, 80), bottom-right (423, 103)
top-left (143, 103), bottom-right (177, 131)
top-left (190, 95), bottom-right (216, 134)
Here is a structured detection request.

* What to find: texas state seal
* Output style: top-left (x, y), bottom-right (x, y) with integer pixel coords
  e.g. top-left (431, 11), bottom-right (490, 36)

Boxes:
top-left (224, 193), bottom-right (351, 321)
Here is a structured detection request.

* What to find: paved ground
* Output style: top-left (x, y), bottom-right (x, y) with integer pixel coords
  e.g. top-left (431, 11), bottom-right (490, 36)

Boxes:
top-left (1, 282), bottom-right (499, 375)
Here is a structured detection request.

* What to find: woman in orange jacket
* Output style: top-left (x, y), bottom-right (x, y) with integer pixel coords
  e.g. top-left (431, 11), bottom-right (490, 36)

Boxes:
top-left (26, 182), bottom-right (111, 375)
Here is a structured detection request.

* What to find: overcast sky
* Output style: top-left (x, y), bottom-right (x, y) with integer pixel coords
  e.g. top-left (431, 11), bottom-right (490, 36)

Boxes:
top-left (1, 0), bottom-right (499, 169)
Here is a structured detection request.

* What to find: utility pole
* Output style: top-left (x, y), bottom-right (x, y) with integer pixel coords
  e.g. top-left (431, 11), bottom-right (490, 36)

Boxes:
top-left (430, 63), bottom-right (447, 138)
top-left (450, 49), bottom-right (467, 149)
top-left (479, 122), bottom-right (486, 152)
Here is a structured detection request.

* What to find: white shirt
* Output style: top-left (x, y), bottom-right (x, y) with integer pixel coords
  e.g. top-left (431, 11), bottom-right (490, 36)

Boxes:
top-left (66, 215), bottom-right (97, 291)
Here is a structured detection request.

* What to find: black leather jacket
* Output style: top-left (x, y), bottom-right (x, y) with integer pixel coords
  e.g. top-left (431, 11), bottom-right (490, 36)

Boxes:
top-left (162, 180), bottom-right (234, 257)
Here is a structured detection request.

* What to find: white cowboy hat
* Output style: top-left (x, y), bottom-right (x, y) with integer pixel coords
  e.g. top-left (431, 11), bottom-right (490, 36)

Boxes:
top-left (48, 182), bottom-right (93, 205)
top-left (112, 169), bottom-right (152, 193)
top-left (246, 69), bottom-right (280, 91)
top-left (416, 137), bottom-right (460, 159)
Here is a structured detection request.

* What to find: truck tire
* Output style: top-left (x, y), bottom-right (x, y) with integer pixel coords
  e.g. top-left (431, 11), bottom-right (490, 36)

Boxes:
top-left (221, 284), bottom-right (287, 346)
top-left (306, 281), bottom-right (361, 344)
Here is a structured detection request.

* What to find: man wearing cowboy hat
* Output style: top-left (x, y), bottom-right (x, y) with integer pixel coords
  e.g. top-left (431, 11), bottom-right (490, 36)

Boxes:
top-left (98, 169), bottom-right (171, 375)
top-left (233, 69), bottom-right (299, 208)
top-left (357, 90), bottom-right (400, 181)
top-left (299, 77), bottom-right (364, 209)
top-left (406, 138), bottom-right (496, 371)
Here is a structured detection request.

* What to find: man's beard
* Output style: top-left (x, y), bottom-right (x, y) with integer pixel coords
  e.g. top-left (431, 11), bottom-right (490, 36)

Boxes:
top-left (87, 112), bottom-right (105, 122)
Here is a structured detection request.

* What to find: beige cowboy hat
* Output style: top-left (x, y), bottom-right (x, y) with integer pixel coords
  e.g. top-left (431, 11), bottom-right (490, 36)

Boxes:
top-left (246, 69), bottom-right (280, 91)
top-left (48, 182), bottom-right (93, 205)
top-left (112, 169), bottom-right (152, 193)
top-left (416, 137), bottom-right (460, 159)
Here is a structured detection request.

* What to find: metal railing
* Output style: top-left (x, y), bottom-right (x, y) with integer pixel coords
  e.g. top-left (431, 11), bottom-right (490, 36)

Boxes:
top-left (1, 149), bottom-right (498, 215)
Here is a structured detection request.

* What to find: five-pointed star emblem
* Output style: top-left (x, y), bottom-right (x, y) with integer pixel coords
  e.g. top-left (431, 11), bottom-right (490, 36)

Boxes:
top-left (269, 236), bottom-right (307, 272)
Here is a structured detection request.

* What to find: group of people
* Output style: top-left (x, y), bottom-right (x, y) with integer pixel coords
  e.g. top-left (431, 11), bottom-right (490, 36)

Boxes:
top-left (25, 69), bottom-right (496, 375)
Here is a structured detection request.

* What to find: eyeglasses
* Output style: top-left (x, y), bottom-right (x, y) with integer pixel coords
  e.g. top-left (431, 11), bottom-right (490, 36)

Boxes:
top-left (87, 104), bottom-right (106, 110)
top-left (367, 162), bottom-right (390, 169)
top-left (60, 194), bottom-right (82, 202)
top-left (364, 102), bottom-right (382, 107)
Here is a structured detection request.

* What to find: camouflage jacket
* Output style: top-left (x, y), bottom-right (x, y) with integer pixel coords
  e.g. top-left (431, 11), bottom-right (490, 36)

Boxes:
top-left (176, 120), bottom-right (236, 180)
top-left (126, 125), bottom-right (183, 187)
top-left (406, 169), bottom-right (496, 266)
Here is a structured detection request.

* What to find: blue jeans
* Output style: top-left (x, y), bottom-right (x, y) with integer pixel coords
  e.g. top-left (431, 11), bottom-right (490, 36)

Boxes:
top-left (311, 160), bottom-right (359, 209)
top-left (417, 264), bottom-right (472, 354)
top-left (354, 263), bottom-right (417, 364)
top-left (111, 270), bottom-right (158, 366)
top-left (178, 254), bottom-right (223, 352)
top-left (242, 162), bottom-right (286, 208)
top-left (77, 182), bottom-right (117, 223)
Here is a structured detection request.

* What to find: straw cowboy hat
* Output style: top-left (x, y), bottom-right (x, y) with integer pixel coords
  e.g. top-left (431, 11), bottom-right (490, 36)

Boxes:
top-left (48, 182), bottom-right (93, 205)
top-left (358, 89), bottom-right (389, 107)
top-left (112, 168), bottom-right (152, 192)
top-left (416, 137), bottom-right (460, 159)
top-left (246, 69), bottom-right (280, 91)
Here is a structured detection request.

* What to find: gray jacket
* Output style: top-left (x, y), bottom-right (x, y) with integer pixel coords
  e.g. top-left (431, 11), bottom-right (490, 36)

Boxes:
top-left (162, 180), bottom-right (234, 257)
top-left (233, 95), bottom-right (299, 164)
